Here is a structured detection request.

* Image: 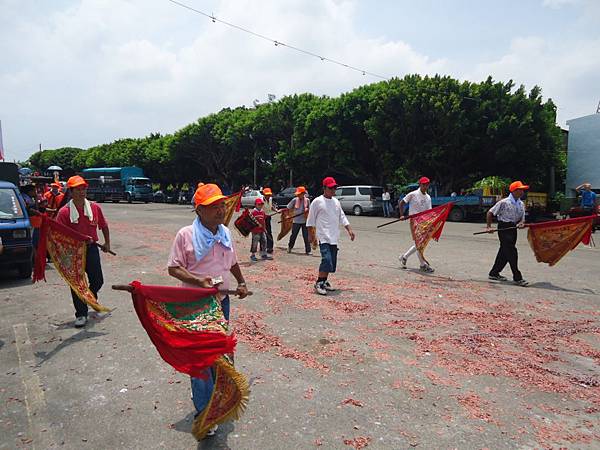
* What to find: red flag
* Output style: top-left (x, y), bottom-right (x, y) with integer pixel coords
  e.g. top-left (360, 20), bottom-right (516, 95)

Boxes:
top-left (410, 202), bottom-right (454, 261)
top-left (527, 216), bottom-right (594, 266)
top-left (223, 190), bottom-right (242, 226)
top-left (33, 215), bottom-right (110, 312)
top-left (125, 281), bottom-right (248, 440)
top-left (128, 281), bottom-right (235, 377)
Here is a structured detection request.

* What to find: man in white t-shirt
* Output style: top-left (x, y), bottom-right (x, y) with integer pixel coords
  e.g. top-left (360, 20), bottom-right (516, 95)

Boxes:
top-left (397, 176), bottom-right (434, 273)
top-left (306, 176), bottom-right (356, 295)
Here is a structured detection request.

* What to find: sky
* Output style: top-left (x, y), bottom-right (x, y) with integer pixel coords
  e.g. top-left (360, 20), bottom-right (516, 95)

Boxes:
top-left (1, 0), bottom-right (599, 162)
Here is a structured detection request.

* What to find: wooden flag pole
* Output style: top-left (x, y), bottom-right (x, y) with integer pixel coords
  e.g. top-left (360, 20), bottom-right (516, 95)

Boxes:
top-left (473, 225), bottom-right (526, 235)
top-left (278, 212), bottom-right (304, 223)
top-left (111, 284), bottom-right (253, 297)
top-left (376, 217), bottom-right (404, 229)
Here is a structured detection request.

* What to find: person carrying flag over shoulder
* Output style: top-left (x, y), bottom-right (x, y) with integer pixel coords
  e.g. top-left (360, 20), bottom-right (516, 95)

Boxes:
top-left (398, 176), bottom-right (435, 273)
top-left (486, 180), bottom-right (529, 287)
top-left (306, 176), bottom-right (355, 295)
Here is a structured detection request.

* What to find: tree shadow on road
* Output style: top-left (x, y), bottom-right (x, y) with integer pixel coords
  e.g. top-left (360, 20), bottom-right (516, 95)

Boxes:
top-left (34, 312), bottom-right (111, 365)
top-left (171, 412), bottom-right (234, 450)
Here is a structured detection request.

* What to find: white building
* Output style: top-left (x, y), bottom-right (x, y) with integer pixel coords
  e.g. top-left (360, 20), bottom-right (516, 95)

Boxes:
top-left (565, 113), bottom-right (600, 196)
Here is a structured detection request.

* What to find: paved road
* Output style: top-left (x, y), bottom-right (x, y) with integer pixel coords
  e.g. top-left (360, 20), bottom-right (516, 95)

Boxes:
top-left (1, 203), bottom-right (598, 449)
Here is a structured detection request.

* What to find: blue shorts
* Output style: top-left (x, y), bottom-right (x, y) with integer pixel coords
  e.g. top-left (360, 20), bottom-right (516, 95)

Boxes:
top-left (318, 243), bottom-right (338, 273)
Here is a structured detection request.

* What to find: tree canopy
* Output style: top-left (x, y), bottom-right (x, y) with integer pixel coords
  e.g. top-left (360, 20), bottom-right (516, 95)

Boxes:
top-left (27, 74), bottom-right (565, 193)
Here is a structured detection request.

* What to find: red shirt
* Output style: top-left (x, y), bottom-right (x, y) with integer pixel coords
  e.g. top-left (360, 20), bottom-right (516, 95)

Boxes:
top-left (251, 208), bottom-right (266, 234)
top-left (56, 202), bottom-right (108, 242)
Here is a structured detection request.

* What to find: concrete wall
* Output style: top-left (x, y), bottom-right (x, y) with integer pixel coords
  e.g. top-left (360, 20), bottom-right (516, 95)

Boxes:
top-left (565, 113), bottom-right (600, 196)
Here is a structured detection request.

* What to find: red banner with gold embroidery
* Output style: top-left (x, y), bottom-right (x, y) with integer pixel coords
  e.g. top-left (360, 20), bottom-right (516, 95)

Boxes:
top-left (126, 282), bottom-right (248, 440)
top-left (410, 202), bottom-right (454, 261)
top-left (33, 216), bottom-right (110, 312)
top-left (527, 216), bottom-right (594, 266)
top-left (223, 191), bottom-right (242, 226)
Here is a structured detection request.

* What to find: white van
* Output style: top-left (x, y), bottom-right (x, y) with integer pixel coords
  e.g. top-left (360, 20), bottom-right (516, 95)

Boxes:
top-left (335, 185), bottom-right (384, 216)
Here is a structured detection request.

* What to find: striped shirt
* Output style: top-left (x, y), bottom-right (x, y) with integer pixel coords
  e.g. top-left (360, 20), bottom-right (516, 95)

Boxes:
top-left (488, 194), bottom-right (525, 223)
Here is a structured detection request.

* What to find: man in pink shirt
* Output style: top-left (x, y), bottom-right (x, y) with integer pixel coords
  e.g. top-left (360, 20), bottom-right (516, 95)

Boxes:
top-left (167, 183), bottom-right (248, 438)
top-left (56, 176), bottom-right (111, 327)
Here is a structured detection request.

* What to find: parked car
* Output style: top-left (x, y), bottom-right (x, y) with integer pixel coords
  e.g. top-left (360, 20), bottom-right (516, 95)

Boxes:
top-left (272, 187), bottom-right (297, 208)
top-left (335, 185), bottom-right (384, 216)
top-left (241, 190), bottom-right (263, 208)
top-left (0, 180), bottom-right (34, 278)
top-left (153, 190), bottom-right (166, 203)
top-left (272, 187), bottom-right (312, 208)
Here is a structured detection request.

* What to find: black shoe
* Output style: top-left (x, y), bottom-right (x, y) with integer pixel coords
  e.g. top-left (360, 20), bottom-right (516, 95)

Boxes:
top-left (488, 274), bottom-right (508, 281)
top-left (514, 279), bottom-right (529, 287)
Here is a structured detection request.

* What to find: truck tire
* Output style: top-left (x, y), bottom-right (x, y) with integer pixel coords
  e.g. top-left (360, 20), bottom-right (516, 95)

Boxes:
top-left (18, 261), bottom-right (32, 279)
top-left (353, 205), bottom-right (363, 216)
top-left (448, 206), bottom-right (465, 222)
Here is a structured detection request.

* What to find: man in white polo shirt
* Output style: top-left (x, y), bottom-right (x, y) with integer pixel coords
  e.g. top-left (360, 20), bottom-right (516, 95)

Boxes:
top-left (306, 176), bottom-right (356, 295)
top-left (397, 176), bottom-right (434, 273)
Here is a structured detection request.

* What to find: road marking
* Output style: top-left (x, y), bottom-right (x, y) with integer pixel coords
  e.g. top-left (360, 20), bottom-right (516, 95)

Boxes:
top-left (13, 323), bottom-right (62, 449)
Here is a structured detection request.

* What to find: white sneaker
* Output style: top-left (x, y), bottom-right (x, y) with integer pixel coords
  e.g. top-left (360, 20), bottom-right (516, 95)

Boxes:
top-left (74, 316), bottom-right (87, 328)
top-left (205, 424), bottom-right (218, 437)
top-left (314, 282), bottom-right (327, 295)
top-left (323, 281), bottom-right (335, 292)
top-left (399, 255), bottom-right (407, 269)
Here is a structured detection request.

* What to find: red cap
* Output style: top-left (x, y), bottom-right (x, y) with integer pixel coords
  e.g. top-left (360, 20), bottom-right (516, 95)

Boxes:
top-left (418, 176), bottom-right (430, 185)
top-left (509, 181), bottom-right (529, 192)
top-left (255, 197), bottom-right (264, 206)
top-left (322, 176), bottom-right (338, 188)
top-left (67, 176), bottom-right (88, 189)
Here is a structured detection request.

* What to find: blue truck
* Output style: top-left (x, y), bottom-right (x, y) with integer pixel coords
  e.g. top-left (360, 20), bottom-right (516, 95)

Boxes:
top-left (0, 163), bottom-right (34, 278)
top-left (81, 167), bottom-right (153, 203)
top-left (399, 183), bottom-right (497, 222)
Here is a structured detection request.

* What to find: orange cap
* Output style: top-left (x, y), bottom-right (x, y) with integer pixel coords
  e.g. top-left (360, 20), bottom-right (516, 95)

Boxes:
top-left (51, 182), bottom-right (62, 189)
top-left (193, 183), bottom-right (226, 207)
top-left (262, 188), bottom-right (272, 196)
top-left (509, 181), bottom-right (529, 192)
top-left (67, 176), bottom-right (88, 189)
top-left (295, 186), bottom-right (307, 196)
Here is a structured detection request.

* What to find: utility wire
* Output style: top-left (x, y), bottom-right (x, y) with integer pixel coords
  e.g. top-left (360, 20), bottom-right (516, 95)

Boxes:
top-left (166, 0), bottom-right (389, 80)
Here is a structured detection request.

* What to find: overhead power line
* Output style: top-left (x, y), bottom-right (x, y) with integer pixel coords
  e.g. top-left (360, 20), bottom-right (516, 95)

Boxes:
top-left (166, 0), bottom-right (389, 80)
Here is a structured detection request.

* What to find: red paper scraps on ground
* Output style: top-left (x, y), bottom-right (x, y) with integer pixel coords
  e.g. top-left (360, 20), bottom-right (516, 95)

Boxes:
top-left (527, 216), bottom-right (594, 266)
top-left (343, 436), bottom-right (372, 449)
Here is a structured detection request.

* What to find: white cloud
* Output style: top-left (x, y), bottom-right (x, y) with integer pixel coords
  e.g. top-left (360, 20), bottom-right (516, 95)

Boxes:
top-left (466, 35), bottom-right (600, 127)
